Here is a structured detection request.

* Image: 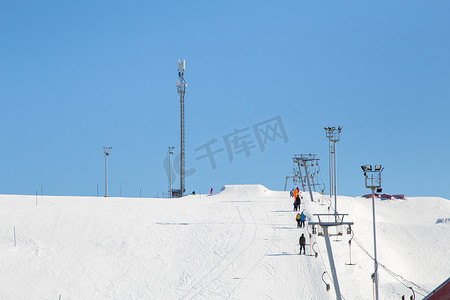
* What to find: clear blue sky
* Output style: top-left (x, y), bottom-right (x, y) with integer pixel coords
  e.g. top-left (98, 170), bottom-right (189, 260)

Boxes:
top-left (1, 1), bottom-right (449, 199)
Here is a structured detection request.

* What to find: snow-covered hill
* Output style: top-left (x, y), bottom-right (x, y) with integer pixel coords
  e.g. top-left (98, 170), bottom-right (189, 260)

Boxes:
top-left (0, 185), bottom-right (448, 299)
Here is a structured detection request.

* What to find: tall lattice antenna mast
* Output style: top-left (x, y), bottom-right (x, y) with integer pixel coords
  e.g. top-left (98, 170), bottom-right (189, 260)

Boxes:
top-left (177, 59), bottom-right (187, 197)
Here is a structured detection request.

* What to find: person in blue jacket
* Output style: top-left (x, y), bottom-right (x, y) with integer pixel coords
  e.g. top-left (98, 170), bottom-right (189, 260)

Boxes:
top-left (300, 211), bottom-right (306, 228)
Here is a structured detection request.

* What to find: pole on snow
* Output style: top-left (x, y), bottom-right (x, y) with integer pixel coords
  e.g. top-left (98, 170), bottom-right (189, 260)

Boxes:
top-left (103, 147), bottom-right (112, 197)
top-left (324, 126), bottom-right (342, 220)
top-left (168, 146), bottom-right (174, 198)
top-left (361, 164), bottom-right (384, 300)
top-left (310, 214), bottom-right (354, 300)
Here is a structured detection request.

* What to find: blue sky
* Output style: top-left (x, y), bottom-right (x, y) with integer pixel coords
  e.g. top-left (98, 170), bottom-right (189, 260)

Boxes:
top-left (1, 1), bottom-right (449, 199)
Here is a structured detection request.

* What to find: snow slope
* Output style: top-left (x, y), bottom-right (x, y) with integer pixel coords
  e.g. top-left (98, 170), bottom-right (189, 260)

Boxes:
top-left (0, 185), bottom-right (448, 299)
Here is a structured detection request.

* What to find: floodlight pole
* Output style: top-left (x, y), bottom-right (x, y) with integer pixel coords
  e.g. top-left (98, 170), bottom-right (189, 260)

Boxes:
top-left (168, 146), bottom-right (174, 198)
top-left (333, 140), bottom-right (337, 210)
top-left (328, 139), bottom-right (333, 199)
top-left (103, 146), bottom-right (112, 197)
top-left (177, 59), bottom-right (187, 197)
top-left (324, 126), bottom-right (342, 218)
top-left (371, 185), bottom-right (379, 300)
top-left (362, 165), bottom-right (383, 300)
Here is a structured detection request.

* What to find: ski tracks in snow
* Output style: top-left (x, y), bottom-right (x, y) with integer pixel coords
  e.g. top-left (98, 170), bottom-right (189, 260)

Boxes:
top-left (180, 201), bottom-right (278, 299)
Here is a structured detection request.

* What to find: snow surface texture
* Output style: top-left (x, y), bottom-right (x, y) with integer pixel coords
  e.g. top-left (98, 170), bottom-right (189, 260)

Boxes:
top-left (0, 185), bottom-right (449, 299)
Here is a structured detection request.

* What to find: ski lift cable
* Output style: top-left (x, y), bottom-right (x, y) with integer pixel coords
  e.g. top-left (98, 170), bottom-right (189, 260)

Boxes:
top-left (310, 228), bottom-right (332, 280)
top-left (318, 166), bottom-right (328, 193)
top-left (351, 233), bottom-right (429, 296)
top-left (352, 235), bottom-right (427, 296)
top-left (353, 235), bottom-right (428, 296)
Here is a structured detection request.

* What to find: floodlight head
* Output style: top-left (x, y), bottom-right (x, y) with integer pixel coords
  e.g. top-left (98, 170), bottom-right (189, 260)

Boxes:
top-left (324, 126), bottom-right (329, 130)
top-left (361, 165), bottom-right (367, 171)
top-left (338, 126), bottom-right (343, 130)
top-left (365, 164), bottom-right (372, 171)
top-left (375, 165), bottom-right (382, 171)
top-left (332, 127), bottom-right (335, 130)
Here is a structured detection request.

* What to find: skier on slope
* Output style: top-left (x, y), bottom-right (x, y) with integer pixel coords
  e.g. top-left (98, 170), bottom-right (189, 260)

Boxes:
top-left (299, 233), bottom-right (306, 255)
top-left (300, 211), bottom-right (306, 228)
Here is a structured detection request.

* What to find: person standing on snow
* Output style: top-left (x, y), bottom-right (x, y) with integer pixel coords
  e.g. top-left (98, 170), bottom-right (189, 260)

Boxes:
top-left (300, 211), bottom-right (306, 228)
top-left (295, 194), bottom-right (301, 211)
top-left (299, 233), bottom-right (306, 255)
top-left (296, 213), bottom-right (301, 227)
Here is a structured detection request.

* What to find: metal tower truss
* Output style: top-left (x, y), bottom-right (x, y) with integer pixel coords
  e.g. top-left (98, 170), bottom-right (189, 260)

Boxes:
top-left (292, 154), bottom-right (321, 201)
top-left (285, 167), bottom-right (300, 191)
top-left (177, 59), bottom-right (187, 197)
